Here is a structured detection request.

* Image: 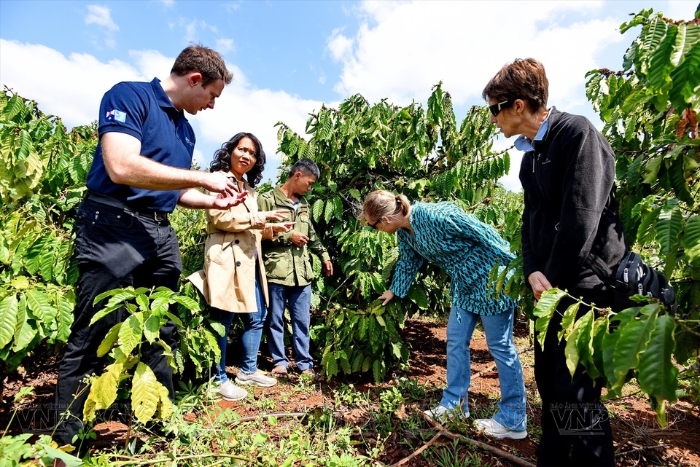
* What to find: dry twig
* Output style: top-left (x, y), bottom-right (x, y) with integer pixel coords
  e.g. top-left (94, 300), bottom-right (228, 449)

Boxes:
top-left (229, 411), bottom-right (308, 424)
top-left (616, 444), bottom-right (665, 458)
top-left (388, 411), bottom-right (536, 467)
top-left (388, 431), bottom-right (444, 467)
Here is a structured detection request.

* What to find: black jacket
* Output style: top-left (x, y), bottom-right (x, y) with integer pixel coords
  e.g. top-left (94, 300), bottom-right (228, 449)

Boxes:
top-left (519, 108), bottom-right (627, 291)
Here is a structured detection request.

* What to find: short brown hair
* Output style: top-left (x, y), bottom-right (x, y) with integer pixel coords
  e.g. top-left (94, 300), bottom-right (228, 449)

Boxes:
top-left (362, 190), bottom-right (410, 224)
top-left (171, 44), bottom-right (233, 87)
top-left (482, 58), bottom-right (548, 112)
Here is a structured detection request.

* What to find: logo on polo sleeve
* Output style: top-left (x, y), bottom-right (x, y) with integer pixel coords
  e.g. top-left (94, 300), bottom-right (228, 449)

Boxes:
top-left (105, 109), bottom-right (127, 123)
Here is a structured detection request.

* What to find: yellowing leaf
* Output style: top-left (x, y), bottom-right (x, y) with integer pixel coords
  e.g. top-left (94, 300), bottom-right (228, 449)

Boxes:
top-left (132, 362), bottom-right (162, 423)
top-left (118, 313), bottom-right (143, 356)
top-left (375, 315), bottom-right (386, 328)
top-left (97, 323), bottom-right (122, 358)
top-left (83, 360), bottom-right (124, 422)
top-left (157, 382), bottom-right (173, 420)
top-left (10, 276), bottom-right (30, 289)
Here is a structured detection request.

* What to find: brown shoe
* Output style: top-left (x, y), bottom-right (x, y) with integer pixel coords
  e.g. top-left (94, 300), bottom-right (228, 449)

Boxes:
top-left (271, 365), bottom-right (289, 378)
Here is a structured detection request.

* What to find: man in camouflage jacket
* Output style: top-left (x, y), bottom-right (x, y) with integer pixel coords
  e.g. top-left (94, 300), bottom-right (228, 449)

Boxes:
top-left (258, 158), bottom-right (332, 378)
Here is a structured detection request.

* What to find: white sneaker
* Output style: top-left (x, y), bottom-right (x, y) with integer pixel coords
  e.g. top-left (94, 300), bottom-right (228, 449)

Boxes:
top-left (474, 418), bottom-right (527, 439)
top-left (424, 405), bottom-right (467, 421)
top-left (235, 370), bottom-right (277, 387)
top-left (217, 381), bottom-right (247, 401)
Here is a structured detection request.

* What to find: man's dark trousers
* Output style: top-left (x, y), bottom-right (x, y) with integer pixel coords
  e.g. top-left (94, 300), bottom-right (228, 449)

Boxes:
top-left (535, 289), bottom-right (616, 467)
top-left (54, 199), bottom-right (180, 447)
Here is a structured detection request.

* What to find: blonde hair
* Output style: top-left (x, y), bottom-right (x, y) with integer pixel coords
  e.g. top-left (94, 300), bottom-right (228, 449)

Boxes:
top-left (363, 190), bottom-right (410, 223)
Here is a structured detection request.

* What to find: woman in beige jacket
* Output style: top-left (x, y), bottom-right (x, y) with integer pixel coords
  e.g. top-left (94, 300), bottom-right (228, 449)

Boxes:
top-left (188, 132), bottom-right (293, 401)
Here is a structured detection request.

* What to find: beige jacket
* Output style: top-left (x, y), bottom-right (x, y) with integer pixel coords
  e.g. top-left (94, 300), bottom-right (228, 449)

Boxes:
top-left (188, 173), bottom-right (273, 313)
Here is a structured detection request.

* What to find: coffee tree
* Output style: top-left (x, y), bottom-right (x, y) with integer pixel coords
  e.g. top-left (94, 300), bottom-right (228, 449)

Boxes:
top-left (273, 86), bottom-right (517, 381)
top-left (0, 89), bottom-right (93, 394)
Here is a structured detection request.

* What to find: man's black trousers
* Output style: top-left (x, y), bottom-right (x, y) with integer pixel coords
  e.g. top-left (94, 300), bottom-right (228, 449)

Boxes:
top-left (54, 199), bottom-right (181, 447)
top-left (534, 289), bottom-right (616, 466)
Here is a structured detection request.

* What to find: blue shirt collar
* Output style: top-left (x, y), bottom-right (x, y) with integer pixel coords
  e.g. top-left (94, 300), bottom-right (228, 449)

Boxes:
top-left (150, 78), bottom-right (186, 119)
top-left (514, 110), bottom-right (550, 152)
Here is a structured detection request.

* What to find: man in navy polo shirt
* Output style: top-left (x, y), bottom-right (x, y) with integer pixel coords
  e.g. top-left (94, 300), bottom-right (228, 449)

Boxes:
top-left (54, 44), bottom-right (245, 450)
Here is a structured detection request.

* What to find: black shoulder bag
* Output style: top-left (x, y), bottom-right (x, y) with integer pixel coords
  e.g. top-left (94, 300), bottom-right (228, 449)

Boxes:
top-left (611, 251), bottom-right (677, 314)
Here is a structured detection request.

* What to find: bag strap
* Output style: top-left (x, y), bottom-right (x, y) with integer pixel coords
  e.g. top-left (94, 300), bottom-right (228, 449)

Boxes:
top-left (624, 253), bottom-right (643, 293)
top-left (614, 251), bottom-right (634, 284)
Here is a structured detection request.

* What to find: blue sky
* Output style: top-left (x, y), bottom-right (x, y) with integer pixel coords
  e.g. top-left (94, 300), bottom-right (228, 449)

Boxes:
top-left (1, 0), bottom-right (698, 189)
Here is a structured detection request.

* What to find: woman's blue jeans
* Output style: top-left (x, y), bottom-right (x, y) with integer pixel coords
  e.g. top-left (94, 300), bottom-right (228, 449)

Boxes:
top-left (211, 272), bottom-right (267, 383)
top-left (440, 305), bottom-right (527, 432)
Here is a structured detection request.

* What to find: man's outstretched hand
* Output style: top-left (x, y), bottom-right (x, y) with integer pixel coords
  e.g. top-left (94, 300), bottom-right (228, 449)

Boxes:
top-left (213, 191), bottom-right (248, 208)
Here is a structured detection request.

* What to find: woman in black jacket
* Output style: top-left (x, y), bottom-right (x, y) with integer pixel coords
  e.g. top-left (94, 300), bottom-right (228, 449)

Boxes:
top-left (482, 58), bottom-right (627, 467)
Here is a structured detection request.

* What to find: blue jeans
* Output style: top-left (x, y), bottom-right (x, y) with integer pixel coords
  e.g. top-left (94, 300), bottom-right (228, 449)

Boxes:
top-left (267, 283), bottom-right (313, 370)
top-left (441, 305), bottom-right (527, 432)
top-left (212, 272), bottom-right (267, 383)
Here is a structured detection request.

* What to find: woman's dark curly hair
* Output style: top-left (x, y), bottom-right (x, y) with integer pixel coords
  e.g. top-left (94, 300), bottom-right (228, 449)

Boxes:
top-left (209, 132), bottom-right (266, 187)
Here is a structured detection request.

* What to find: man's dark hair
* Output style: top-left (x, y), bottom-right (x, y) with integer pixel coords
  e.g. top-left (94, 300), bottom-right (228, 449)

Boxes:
top-left (289, 158), bottom-right (320, 179)
top-left (482, 58), bottom-right (549, 112)
top-left (171, 44), bottom-right (233, 87)
top-left (210, 132), bottom-right (266, 187)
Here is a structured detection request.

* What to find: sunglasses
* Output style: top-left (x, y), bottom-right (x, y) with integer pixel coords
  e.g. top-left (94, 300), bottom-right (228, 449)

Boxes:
top-left (369, 217), bottom-right (382, 229)
top-left (488, 100), bottom-right (514, 117)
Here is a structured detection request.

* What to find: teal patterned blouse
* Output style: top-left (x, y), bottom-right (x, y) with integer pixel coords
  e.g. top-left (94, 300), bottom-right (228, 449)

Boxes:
top-left (390, 202), bottom-right (516, 316)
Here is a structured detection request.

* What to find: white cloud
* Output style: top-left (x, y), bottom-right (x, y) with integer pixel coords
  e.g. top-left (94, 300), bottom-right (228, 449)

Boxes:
top-left (128, 49), bottom-right (173, 81)
top-left (329, 1), bottom-right (620, 110)
top-left (0, 39), bottom-right (324, 184)
top-left (664, 1), bottom-right (698, 20)
top-left (85, 5), bottom-right (119, 32)
top-left (158, 0), bottom-right (175, 7)
top-left (327, 28), bottom-right (353, 62)
top-left (0, 39), bottom-right (145, 126)
top-left (325, 0), bottom-right (626, 192)
top-left (216, 38), bottom-right (235, 55)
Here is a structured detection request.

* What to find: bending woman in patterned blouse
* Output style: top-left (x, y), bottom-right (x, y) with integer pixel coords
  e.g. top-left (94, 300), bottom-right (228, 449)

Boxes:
top-left (363, 190), bottom-right (527, 439)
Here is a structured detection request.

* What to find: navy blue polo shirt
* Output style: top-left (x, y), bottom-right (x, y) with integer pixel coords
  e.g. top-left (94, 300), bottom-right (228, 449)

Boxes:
top-left (86, 78), bottom-right (196, 213)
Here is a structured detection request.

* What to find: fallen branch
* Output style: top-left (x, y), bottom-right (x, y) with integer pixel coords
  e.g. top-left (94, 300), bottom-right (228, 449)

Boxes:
top-left (230, 411), bottom-right (308, 424)
top-left (471, 362), bottom-right (498, 380)
top-left (615, 444), bottom-right (665, 458)
top-left (388, 431), bottom-right (444, 467)
top-left (391, 411), bottom-right (537, 467)
top-left (228, 410), bottom-right (344, 425)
